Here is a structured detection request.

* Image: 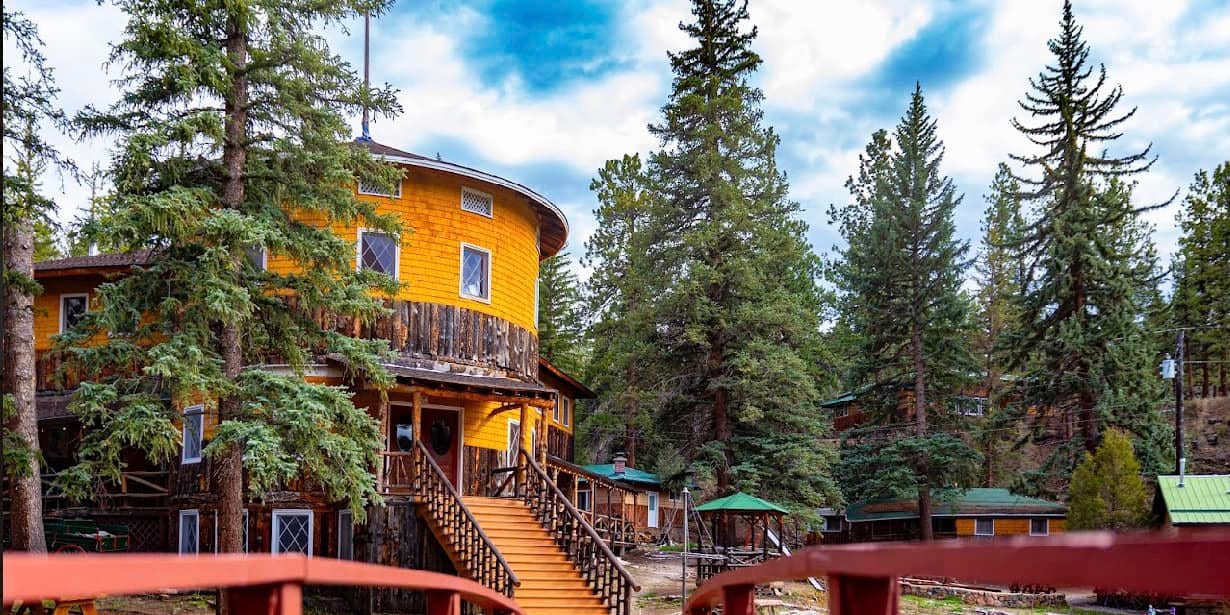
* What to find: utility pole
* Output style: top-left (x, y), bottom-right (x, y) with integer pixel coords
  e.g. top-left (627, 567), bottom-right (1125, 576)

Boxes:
top-left (681, 486), bottom-right (689, 608)
top-left (1174, 329), bottom-right (1185, 475)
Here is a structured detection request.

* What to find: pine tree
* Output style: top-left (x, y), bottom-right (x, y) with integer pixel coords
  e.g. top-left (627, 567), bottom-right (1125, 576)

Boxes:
top-left (536, 253), bottom-right (585, 374)
top-left (2, 7), bottom-right (72, 554)
top-left (1067, 429), bottom-right (1149, 530)
top-left (583, 154), bottom-right (661, 468)
top-left (61, 0), bottom-right (403, 558)
top-left (830, 85), bottom-right (979, 539)
top-left (646, 0), bottom-right (837, 508)
top-left (972, 164), bottom-right (1026, 486)
top-left (1004, 0), bottom-right (1170, 487)
top-left (1173, 163), bottom-right (1230, 397)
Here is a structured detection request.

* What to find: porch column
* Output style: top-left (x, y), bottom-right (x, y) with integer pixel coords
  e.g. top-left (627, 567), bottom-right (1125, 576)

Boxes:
top-left (378, 395), bottom-right (389, 492)
top-left (517, 403), bottom-right (529, 493)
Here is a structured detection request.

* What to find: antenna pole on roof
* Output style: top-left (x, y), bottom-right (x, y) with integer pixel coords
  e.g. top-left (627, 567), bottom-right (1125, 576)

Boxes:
top-left (360, 11), bottom-right (372, 141)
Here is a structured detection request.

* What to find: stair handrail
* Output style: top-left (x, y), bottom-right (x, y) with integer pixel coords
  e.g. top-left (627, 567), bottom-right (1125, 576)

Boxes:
top-left (412, 439), bottom-right (520, 596)
top-left (517, 449), bottom-right (640, 614)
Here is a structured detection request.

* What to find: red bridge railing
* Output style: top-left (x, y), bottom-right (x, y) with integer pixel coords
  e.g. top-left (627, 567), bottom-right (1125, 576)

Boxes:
top-left (3, 553), bottom-right (524, 615)
top-left (686, 530), bottom-right (1230, 615)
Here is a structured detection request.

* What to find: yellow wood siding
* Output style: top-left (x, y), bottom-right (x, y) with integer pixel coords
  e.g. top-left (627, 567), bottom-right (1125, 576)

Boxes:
top-left (34, 277), bottom-right (101, 350)
top-left (955, 517), bottom-right (1066, 536)
top-left (271, 166), bottom-right (542, 332)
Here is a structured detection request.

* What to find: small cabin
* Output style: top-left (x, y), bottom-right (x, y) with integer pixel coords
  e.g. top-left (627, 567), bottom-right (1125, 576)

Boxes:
top-left (1153, 474), bottom-right (1230, 528)
top-left (821, 384), bottom-right (992, 432)
top-left (568, 455), bottom-right (682, 546)
top-left (843, 488), bottom-right (1067, 542)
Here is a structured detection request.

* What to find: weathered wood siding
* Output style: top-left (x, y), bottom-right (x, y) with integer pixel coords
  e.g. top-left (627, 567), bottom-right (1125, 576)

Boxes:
top-left (361, 499), bottom-right (457, 613)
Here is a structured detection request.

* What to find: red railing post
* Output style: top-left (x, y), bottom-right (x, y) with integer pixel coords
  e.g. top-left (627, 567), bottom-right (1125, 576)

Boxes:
top-left (425, 589), bottom-right (461, 615)
top-left (722, 584), bottom-right (756, 615)
top-left (224, 581), bottom-right (303, 615)
top-left (827, 573), bottom-right (898, 615)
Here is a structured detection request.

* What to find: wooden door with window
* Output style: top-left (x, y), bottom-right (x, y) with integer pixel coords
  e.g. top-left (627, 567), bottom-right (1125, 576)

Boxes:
top-left (420, 407), bottom-right (460, 485)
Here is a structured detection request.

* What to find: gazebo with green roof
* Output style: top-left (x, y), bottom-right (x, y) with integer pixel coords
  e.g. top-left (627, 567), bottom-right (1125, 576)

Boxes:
top-left (694, 492), bottom-right (789, 579)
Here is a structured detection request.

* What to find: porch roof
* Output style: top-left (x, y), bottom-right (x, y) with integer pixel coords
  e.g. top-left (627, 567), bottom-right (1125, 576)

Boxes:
top-left (328, 354), bottom-right (555, 401)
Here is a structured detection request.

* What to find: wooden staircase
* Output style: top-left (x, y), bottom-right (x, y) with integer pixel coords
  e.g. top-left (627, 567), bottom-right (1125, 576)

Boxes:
top-left (464, 496), bottom-right (610, 615)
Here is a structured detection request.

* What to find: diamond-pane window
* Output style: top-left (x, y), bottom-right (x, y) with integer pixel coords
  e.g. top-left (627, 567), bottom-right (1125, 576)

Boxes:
top-left (273, 510), bottom-right (313, 556)
top-left (358, 176), bottom-right (401, 198)
top-left (182, 405), bottom-right (204, 464)
top-left (359, 231), bottom-right (397, 277)
top-left (179, 510), bottom-right (199, 555)
top-left (338, 510), bottom-right (354, 560)
top-left (460, 245), bottom-right (490, 301)
top-left (461, 187), bottom-right (493, 217)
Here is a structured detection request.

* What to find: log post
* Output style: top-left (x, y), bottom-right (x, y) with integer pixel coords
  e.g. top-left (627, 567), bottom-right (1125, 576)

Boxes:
top-left (377, 395), bottom-right (389, 492)
top-left (518, 403), bottom-right (529, 494)
top-left (412, 391), bottom-right (422, 489)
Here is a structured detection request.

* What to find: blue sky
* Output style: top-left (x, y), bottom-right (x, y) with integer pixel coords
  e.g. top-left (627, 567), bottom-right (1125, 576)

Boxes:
top-left (8, 0), bottom-right (1230, 280)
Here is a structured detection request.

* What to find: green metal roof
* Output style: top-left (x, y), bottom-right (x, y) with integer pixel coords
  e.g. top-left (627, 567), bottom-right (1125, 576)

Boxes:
top-left (1156, 475), bottom-right (1230, 525)
top-left (694, 492), bottom-right (789, 514)
top-left (581, 464), bottom-right (662, 486)
top-left (846, 488), bottom-right (1066, 522)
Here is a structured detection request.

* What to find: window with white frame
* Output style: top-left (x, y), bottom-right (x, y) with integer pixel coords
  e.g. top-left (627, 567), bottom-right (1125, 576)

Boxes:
top-left (1030, 518), bottom-right (1049, 536)
top-left (563, 397), bottom-right (572, 427)
top-left (505, 420), bottom-right (521, 467)
top-left (974, 518), bottom-right (995, 536)
top-left (272, 509), bottom-right (313, 556)
top-left (338, 509), bottom-right (354, 560)
top-left (60, 294), bottom-right (89, 333)
top-left (954, 396), bottom-right (988, 416)
top-left (245, 245), bottom-right (267, 271)
top-left (182, 405), bottom-right (204, 464)
top-left (459, 244), bottom-right (490, 301)
top-left (577, 490), bottom-right (590, 511)
top-left (358, 176), bottom-right (401, 198)
top-left (179, 509), bottom-right (199, 555)
top-left (242, 509), bottom-right (249, 552)
top-left (460, 187), bottom-right (494, 218)
top-left (647, 492), bottom-right (659, 528)
top-left (358, 230), bottom-right (398, 278)
top-left (832, 404), bottom-right (850, 418)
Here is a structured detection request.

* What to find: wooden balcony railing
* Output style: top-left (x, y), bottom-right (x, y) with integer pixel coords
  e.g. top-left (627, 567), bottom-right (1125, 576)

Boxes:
top-left (381, 451), bottom-right (415, 494)
top-left (3, 553), bottom-right (523, 615)
top-left (515, 449), bottom-right (640, 615)
top-left (685, 530), bottom-right (1230, 615)
top-left (409, 440), bottom-right (519, 598)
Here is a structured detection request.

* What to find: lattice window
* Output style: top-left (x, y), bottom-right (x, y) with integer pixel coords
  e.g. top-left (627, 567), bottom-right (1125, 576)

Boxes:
top-left (182, 405), bottom-right (204, 464)
top-left (60, 294), bottom-right (88, 332)
top-left (461, 187), bottom-right (493, 217)
top-left (460, 244), bottom-right (490, 301)
top-left (273, 510), bottom-right (313, 555)
top-left (358, 176), bottom-right (401, 198)
top-left (179, 510), bottom-right (199, 555)
top-left (338, 510), bottom-right (354, 560)
top-left (359, 231), bottom-right (397, 277)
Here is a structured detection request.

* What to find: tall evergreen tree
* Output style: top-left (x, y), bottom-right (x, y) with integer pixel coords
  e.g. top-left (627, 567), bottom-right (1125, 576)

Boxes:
top-left (971, 164), bottom-right (1026, 486)
top-left (831, 85), bottom-right (978, 539)
top-left (583, 155), bottom-right (661, 468)
top-left (1172, 163), bottom-right (1230, 397)
top-left (1005, 0), bottom-right (1170, 488)
top-left (644, 0), bottom-right (838, 508)
top-left (3, 7), bottom-right (72, 554)
top-left (61, 0), bottom-right (403, 558)
top-left (536, 253), bottom-right (585, 374)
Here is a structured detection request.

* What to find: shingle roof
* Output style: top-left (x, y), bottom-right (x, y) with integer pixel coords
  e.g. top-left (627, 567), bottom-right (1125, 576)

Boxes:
top-left (1156, 475), bottom-right (1230, 525)
top-left (846, 488), bottom-right (1066, 522)
top-left (694, 492), bottom-right (789, 514)
top-left (581, 463), bottom-right (662, 486)
top-left (34, 251), bottom-right (149, 272)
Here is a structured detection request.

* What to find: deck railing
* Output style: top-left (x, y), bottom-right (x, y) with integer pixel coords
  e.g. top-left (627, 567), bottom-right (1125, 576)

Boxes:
top-left (381, 451), bottom-right (415, 494)
top-left (412, 439), bottom-right (520, 598)
top-left (515, 449), bottom-right (641, 615)
top-left (685, 529), bottom-right (1230, 615)
top-left (3, 553), bottom-right (523, 615)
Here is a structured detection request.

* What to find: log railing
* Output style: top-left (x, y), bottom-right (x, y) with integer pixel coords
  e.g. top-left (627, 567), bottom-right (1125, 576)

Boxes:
top-left (381, 451), bottom-right (415, 494)
top-left (686, 530), bottom-right (1230, 615)
top-left (3, 553), bottom-right (523, 615)
top-left (515, 449), bottom-right (640, 615)
top-left (412, 439), bottom-right (519, 598)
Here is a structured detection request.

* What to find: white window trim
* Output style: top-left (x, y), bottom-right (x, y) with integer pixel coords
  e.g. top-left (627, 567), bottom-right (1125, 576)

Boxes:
top-left (577, 489), bottom-right (591, 511)
top-left (272, 509), bottom-right (314, 556)
top-left (59, 293), bottom-right (89, 333)
top-left (974, 518), bottom-right (995, 536)
top-left (356, 228), bottom-right (400, 280)
top-left (338, 509), bottom-right (354, 560)
top-left (564, 398), bottom-right (572, 427)
top-left (647, 492), bottom-right (659, 528)
top-left (181, 404), bottom-right (205, 464)
top-left (243, 509), bottom-right (249, 552)
top-left (179, 509), bottom-right (200, 555)
top-left (460, 186), bottom-right (494, 218)
top-left (506, 419), bottom-right (521, 466)
top-left (458, 242), bottom-right (492, 303)
top-left (553, 395), bottom-right (562, 423)
top-left (357, 176), bottom-right (402, 198)
top-left (248, 246), bottom-right (268, 271)
top-left (1030, 518), bottom-right (1049, 536)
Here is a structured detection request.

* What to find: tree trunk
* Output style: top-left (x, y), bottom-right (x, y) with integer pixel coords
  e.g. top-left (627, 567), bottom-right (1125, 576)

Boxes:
top-left (3, 219), bottom-right (47, 553)
top-left (912, 326), bottom-right (932, 541)
top-left (216, 5), bottom-right (249, 575)
top-left (625, 367), bottom-right (637, 468)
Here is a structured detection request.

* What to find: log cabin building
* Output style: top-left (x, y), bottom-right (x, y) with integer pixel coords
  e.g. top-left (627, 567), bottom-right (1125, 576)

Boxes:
top-left (12, 139), bottom-right (638, 615)
top-left (840, 488), bottom-right (1067, 543)
top-left (822, 383), bottom-right (993, 432)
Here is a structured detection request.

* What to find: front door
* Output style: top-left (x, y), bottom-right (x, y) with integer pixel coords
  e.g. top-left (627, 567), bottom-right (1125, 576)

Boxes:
top-left (420, 406), bottom-right (461, 485)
